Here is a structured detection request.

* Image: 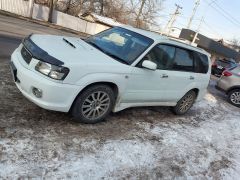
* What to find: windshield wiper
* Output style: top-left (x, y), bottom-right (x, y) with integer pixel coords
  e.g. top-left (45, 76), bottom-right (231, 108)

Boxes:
top-left (85, 40), bottom-right (129, 65)
top-left (104, 52), bottom-right (129, 65)
top-left (85, 40), bottom-right (104, 52)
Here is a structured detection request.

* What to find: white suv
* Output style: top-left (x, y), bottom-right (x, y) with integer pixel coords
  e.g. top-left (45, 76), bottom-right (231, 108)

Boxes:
top-left (10, 26), bottom-right (211, 123)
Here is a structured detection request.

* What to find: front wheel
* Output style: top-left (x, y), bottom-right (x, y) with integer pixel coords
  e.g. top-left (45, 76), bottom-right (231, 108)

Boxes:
top-left (228, 89), bottom-right (240, 107)
top-left (172, 90), bottom-right (196, 115)
top-left (71, 85), bottom-right (116, 124)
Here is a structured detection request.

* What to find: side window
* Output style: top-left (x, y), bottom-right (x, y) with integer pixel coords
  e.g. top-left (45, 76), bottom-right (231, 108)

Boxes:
top-left (142, 45), bottom-right (175, 70)
top-left (193, 52), bottom-right (209, 74)
top-left (172, 48), bottom-right (194, 72)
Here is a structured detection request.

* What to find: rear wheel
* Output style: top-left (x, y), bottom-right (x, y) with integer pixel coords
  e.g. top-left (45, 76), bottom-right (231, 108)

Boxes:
top-left (172, 90), bottom-right (196, 115)
top-left (71, 85), bottom-right (115, 124)
top-left (228, 89), bottom-right (240, 107)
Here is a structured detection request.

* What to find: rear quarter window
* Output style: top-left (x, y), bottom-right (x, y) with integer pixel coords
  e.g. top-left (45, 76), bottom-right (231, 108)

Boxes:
top-left (231, 66), bottom-right (240, 75)
top-left (193, 52), bottom-right (209, 74)
top-left (216, 60), bottom-right (230, 67)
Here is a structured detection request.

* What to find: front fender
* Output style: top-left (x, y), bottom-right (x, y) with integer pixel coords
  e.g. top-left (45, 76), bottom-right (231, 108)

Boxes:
top-left (75, 73), bottom-right (129, 96)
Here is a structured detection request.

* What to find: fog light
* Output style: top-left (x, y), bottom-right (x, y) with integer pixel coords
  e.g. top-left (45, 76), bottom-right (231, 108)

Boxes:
top-left (32, 87), bottom-right (42, 98)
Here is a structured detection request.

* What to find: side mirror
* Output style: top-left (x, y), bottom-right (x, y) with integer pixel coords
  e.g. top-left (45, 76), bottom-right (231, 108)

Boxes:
top-left (142, 60), bottom-right (157, 71)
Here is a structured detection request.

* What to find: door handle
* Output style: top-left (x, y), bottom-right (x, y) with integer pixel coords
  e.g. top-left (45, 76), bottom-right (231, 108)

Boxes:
top-left (161, 74), bottom-right (168, 78)
top-left (190, 76), bottom-right (195, 80)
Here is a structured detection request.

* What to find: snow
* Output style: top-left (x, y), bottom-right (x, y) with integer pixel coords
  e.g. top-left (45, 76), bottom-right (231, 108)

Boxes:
top-left (90, 13), bottom-right (123, 27)
top-left (1, 83), bottom-right (240, 179)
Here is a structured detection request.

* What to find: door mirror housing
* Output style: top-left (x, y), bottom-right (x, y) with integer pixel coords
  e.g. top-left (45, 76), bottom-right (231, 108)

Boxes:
top-left (142, 60), bottom-right (157, 71)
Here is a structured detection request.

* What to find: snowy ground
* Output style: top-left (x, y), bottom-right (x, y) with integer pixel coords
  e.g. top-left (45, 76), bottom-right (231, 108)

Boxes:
top-left (1, 53), bottom-right (240, 179)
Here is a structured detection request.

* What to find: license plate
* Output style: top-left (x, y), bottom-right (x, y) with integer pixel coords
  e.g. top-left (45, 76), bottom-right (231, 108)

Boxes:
top-left (217, 65), bottom-right (223, 69)
top-left (10, 61), bottom-right (17, 82)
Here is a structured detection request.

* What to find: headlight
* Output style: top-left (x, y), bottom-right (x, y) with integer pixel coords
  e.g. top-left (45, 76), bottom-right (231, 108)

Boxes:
top-left (35, 61), bottom-right (69, 80)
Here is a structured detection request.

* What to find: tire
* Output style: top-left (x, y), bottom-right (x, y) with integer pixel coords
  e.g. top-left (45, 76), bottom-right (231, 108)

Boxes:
top-left (228, 89), bottom-right (240, 108)
top-left (71, 85), bottom-right (116, 124)
top-left (172, 90), bottom-right (197, 115)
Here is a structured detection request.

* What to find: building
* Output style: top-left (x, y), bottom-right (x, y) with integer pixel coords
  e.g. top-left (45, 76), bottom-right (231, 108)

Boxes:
top-left (80, 13), bottom-right (123, 34)
top-left (179, 29), bottom-right (240, 62)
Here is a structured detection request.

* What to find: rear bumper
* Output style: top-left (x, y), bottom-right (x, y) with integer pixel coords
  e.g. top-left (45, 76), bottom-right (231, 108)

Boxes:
top-left (216, 77), bottom-right (229, 94)
top-left (10, 49), bottom-right (82, 112)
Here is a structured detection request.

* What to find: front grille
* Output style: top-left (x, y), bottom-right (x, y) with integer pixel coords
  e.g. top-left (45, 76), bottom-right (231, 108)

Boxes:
top-left (21, 46), bottom-right (32, 64)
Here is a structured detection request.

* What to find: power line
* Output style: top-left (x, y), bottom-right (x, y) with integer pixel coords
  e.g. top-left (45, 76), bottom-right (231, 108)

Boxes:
top-left (203, 0), bottom-right (240, 27)
top-left (202, 20), bottom-right (222, 38)
top-left (212, 1), bottom-right (240, 26)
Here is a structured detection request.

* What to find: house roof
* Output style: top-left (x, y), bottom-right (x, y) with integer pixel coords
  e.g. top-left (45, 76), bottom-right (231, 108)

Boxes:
top-left (179, 29), bottom-right (240, 61)
top-left (81, 13), bottom-right (122, 27)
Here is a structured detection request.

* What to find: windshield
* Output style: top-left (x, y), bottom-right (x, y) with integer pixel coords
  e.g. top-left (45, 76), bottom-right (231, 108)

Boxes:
top-left (85, 27), bottom-right (154, 64)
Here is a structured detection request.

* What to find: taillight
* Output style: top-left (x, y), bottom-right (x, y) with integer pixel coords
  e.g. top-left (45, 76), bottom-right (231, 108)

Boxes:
top-left (222, 70), bottom-right (232, 76)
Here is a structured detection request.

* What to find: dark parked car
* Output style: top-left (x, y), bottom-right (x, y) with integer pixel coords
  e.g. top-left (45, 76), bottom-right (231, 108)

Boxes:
top-left (211, 59), bottom-right (237, 76)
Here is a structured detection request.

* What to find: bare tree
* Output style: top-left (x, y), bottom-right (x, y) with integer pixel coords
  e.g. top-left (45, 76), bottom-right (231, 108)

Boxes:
top-left (35, 0), bottom-right (164, 29)
top-left (230, 38), bottom-right (240, 47)
top-left (229, 38), bottom-right (240, 52)
top-left (89, 0), bottom-right (94, 12)
top-left (136, 0), bottom-right (146, 28)
top-left (48, 0), bottom-right (54, 22)
top-left (125, 0), bottom-right (164, 29)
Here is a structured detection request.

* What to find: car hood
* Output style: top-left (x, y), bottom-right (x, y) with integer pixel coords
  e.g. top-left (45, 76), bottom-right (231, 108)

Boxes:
top-left (30, 34), bottom-right (122, 66)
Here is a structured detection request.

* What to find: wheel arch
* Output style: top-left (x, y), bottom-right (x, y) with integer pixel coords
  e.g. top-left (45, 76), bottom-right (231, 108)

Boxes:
top-left (182, 88), bottom-right (199, 99)
top-left (69, 81), bottom-right (119, 112)
top-left (191, 88), bottom-right (200, 97)
top-left (227, 86), bottom-right (240, 94)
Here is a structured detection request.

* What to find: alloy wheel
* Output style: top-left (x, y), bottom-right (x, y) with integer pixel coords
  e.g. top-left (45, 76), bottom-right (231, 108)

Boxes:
top-left (179, 94), bottom-right (194, 113)
top-left (81, 91), bottom-right (110, 120)
top-left (230, 91), bottom-right (240, 105)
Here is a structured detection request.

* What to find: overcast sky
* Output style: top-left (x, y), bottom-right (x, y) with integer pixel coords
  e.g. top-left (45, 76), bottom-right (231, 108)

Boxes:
top-left (157, 0), bottom-right (240, 41)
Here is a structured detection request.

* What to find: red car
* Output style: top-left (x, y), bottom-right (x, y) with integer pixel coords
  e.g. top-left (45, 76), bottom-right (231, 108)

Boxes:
top-left (211, 59), bottom-right (237, 77)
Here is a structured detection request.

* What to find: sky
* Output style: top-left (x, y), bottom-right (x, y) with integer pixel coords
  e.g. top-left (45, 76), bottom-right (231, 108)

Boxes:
top-left (156, 0), bottom-right (240, 41)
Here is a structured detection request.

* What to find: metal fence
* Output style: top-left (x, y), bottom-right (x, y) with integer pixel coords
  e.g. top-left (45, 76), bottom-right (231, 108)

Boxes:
top-left (0, 0), bottom-right (110, 35)
top-left (0, 0), bottom-right (29, 17)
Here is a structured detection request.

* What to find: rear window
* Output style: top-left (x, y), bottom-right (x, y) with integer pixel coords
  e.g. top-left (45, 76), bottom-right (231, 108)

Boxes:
top-left (231, 65), bottom-right (240, 74)
top-left (193, 52), bottom-right (209, 74)
top-left (216, 60), bottom-right (231, 67)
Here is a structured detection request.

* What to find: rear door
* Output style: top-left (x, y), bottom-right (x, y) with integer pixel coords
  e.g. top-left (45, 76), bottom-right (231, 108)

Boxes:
top-left (193, 52), bottom-right (210, 91)
top-left (161, 47), bottom-right (197, 101)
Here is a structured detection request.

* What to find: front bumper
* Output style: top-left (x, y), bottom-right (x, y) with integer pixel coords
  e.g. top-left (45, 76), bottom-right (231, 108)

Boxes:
top-left (10, 48), bottom-right (81, 112)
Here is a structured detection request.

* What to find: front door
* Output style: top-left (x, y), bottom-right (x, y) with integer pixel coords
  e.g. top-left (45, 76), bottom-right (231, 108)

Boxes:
top-left (121, 44), bottom-right (196, 103)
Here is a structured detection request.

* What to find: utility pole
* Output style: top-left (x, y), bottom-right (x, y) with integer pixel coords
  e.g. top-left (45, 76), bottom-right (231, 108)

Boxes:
top-left (28, 0), bottom-right (34, 18)
top-left (165, 4), bottom-right (182, 36)
top-left (191, 17), bottom-right (204, 45)
top-left (187, 0), bottom-right (201, 29)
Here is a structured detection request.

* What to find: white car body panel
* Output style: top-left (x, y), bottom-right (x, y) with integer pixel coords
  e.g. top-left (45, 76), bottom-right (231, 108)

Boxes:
top-left (10, 26), bottom-right (211, 113)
